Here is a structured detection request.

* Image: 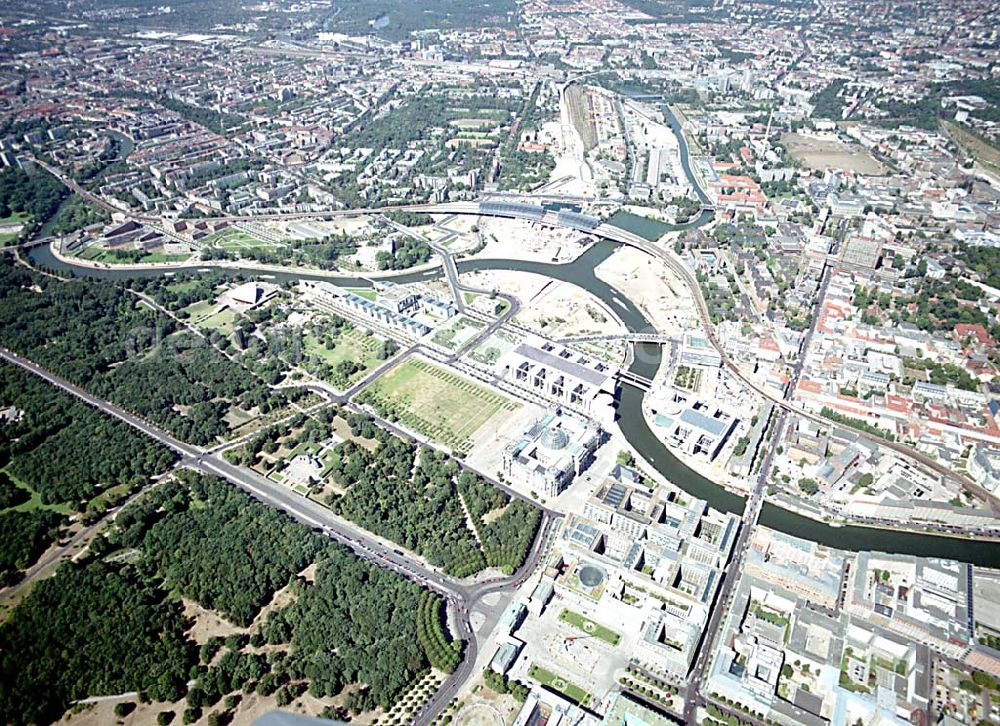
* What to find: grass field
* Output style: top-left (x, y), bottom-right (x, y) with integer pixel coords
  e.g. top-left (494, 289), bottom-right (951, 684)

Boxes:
top-left (302, 328), bottom-right (384, 388)
top-left (528, 665), bottom-right (591, 706)
top-left (164, 279), bottom-right (205, 296)
top-left (781, 132), bottom-right (886, 174)
top-left (357, 358), bottom-right (517, 454)
top-left (198, 308), bottom-right (238, 334)
top-left (431, 316), bottom-right (485, 350)
top-left (450, 118), bottom-right (497, 130)
top-left (182, 300), bottom-right (219, 320)
top-left (346, 287), bottom-right (377, 302)
top-left (204, 228), bottom-right (281, 250)
top-left (0, 211), bottom-right (27, 244)
top-left (0, 211), bottom-right (29, 227)
top-left (3, 468), bottom-right (72, 515)
top-left (559, 609), bottom-right (621, 646)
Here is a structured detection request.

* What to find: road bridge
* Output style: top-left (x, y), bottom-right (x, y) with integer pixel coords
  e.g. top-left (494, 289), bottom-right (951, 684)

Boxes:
top-left (618, 370), bottom-right (654, 391)
top-left (559, 332), bottom-right (675, 345)
top-left (24, 170), bottom-right (988, 509)
top-left (22, 117), bottom-right (1000, 724)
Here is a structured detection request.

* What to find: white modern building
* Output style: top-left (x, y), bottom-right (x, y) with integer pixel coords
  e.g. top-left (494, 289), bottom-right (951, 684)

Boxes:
top-left (496, 335), bottom-right (617, 417)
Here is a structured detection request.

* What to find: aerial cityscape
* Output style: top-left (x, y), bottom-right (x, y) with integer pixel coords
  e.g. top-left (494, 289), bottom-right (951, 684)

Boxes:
top-left (1, 1), bottom-right (1000, 725)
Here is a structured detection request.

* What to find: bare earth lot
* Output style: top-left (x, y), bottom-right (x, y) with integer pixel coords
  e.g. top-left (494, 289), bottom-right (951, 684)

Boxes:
top-left (782, 132), bottom-right (886, 175)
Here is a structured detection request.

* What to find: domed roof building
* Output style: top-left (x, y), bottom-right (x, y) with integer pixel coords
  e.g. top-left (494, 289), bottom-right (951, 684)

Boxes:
top-left (502, 409), bottom-right (604, 497)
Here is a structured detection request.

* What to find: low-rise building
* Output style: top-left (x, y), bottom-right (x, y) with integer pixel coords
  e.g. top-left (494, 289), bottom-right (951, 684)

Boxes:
top-left (496, 335), bottom-right (618, 416)
top-left (845, 552), bottom-right (972, 660)
top-left (490, 636), bottom-right (524, 675)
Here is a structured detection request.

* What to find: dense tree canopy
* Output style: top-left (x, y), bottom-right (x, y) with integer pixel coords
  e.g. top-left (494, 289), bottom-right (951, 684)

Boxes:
top-left (0, 509), bottom-right (63, 586)
top-left (0, 360), bottom-right (176, 508)
top-left (8, 413), bottom-right (175, 504)
top-left (116, 473), bottom-right (442, 713)
top-left (0, 262), bottom-right (290, 446)
top-left (328, 424), bottom-right (540, 577)
top-left (0, 560), bottom-right (195, 725)
top-left (0, 166), bottom-right (67, 234)
top-left (113, 473), bottom-right (325, 627)
top-left (0, 361), bottom-right (176, 583)
top-left (376, 236), bottom-right (432, 270)
top-left (261, 551), bottom-right (430, 713)
top-left (1, 471), bottom-right (465, 723)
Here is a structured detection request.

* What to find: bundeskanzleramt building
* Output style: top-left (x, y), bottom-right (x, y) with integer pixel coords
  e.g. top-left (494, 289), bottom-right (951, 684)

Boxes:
top-left (496, 335), bottom-right (617, 417)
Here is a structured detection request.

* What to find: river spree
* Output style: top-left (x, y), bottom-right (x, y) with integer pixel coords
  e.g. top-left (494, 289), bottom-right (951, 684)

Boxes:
top-left (27, 240), bottom-right (1000, 566)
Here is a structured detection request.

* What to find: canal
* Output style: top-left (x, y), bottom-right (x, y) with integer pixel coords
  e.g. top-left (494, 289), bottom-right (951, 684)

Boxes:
top-left (26, 241), bottom-right (1000, 566)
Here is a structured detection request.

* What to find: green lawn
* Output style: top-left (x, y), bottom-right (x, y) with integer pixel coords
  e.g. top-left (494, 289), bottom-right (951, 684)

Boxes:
top-left (357, 358), bottom-right (517, 454)
top-left (3, 468), bottom-right (72, 515)
top-left (204, 228), bottom-right (281, 250)
top-left (431, 316), bottom-right (485, 350)
top-left (346, 287), bottom-right (377, 302)
top-left (0, 211), bottom-right (29, 241)
top-left (164, 279), bottom-right (204, 295)
top-left (76, 246), bottom-right (106, 261)
top-left (0, 211), bottom-right (29, 226)
top-left (181, 300), bottom-right (219, 321)
top-left (528, 665), bottom-right (591, 706)
top-left (301, 328), bottom-right (385, 388)
top-left (198, 308), bottom-right (238, 334)
top-left (259, 433), bottom-right (341, 485)
top-left (559, 609), bottom-right (621, 646)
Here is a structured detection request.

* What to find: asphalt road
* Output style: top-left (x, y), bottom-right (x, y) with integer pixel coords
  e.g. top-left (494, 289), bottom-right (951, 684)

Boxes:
top-left (682, 409), bottom-right (783, 721)
top-left (592, 221), bottom-right (997, 508)
top-left (381, 214), bottom-right (467, 314)
top-left (24, 118), bottom-right (992, 713)
top-left (0, 466), bottom-right (178, 601)
top-left (0, 346), bottom-right (553, 726)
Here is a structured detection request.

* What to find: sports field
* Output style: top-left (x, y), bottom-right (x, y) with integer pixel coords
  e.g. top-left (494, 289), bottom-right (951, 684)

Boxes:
top-left (559, 609), bottom-right (621, 646)
top-left (528, 665), bottom-right (591, 706)
top-left (358, 358), bottom-right (517, 454)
